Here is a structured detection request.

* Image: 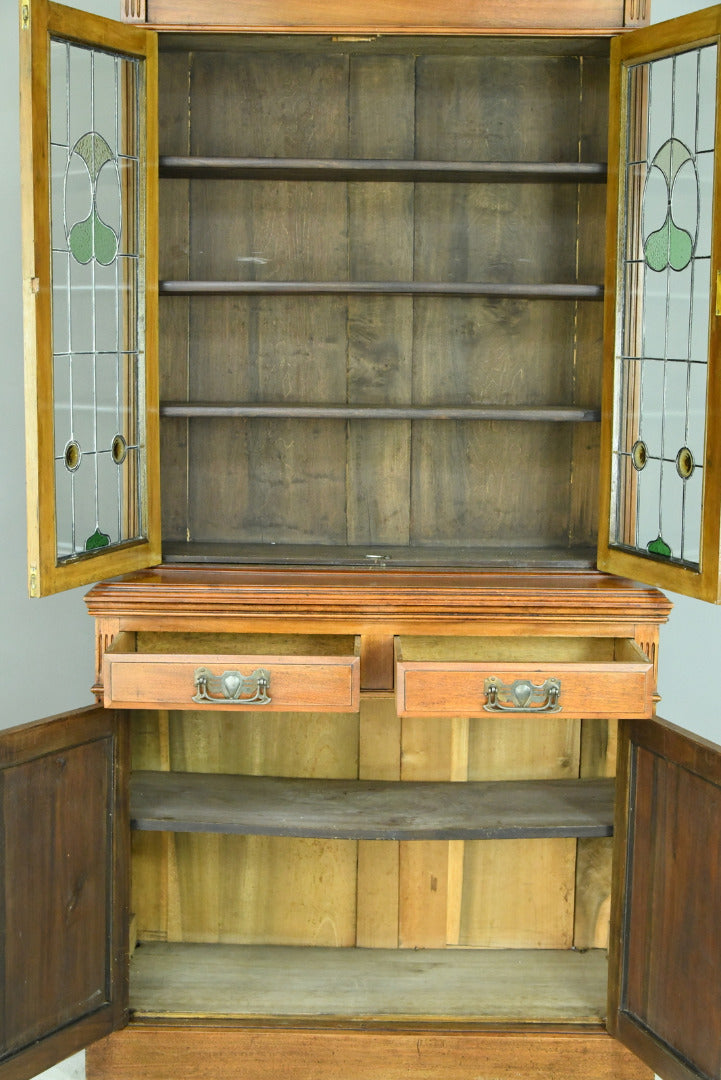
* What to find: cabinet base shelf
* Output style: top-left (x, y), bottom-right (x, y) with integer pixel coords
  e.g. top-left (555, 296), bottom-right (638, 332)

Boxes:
top-left (131, 943), bottom-right (608, 1024)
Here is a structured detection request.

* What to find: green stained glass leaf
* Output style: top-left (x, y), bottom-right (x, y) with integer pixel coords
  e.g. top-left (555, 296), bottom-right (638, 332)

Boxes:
top-left (643, 137), bottom-right (697, 273)
top-left (85, 527), bottom-right (111, 551)
top-left (66, 132), bottom-right (120, 266)
top-left (644, 213), bottom-right (694, 272)
top-left (647, 535), bottom-right (672, 559)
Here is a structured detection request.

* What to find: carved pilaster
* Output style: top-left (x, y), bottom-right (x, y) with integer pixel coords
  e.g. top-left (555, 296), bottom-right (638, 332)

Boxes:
top-left (633, 623), bottom-right (660, 713)
top-left (624, 0), bottom-right (650, 26)
top-left (122, 0), bottom-right (146, 21)
top-left (94, 617), bottom-right (121, 701)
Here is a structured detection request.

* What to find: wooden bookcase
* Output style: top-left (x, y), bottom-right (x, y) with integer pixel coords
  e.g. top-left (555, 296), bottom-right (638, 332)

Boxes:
top-left (8, 3), bottom-right (721, 1080)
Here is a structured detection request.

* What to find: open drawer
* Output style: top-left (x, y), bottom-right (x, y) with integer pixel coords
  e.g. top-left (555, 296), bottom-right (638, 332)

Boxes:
top-left (395, 636), bottom-right (654, 719)
top-left (103, 633), bottom-right (360, 712)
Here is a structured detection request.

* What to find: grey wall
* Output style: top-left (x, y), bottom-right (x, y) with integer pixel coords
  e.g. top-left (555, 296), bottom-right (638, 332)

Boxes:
top-left (0, 0), bottom-right (118, 731)
top-left (0, 1), bottom-right (717, 1078)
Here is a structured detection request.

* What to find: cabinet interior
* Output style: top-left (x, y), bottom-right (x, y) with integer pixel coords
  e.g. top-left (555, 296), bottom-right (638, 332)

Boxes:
top-left (129, 27), bottom-right (618, 1032)
top-left (128, 632), bottom-right (617, 1025)
top-left (157, 33), bottom-right (610, 570)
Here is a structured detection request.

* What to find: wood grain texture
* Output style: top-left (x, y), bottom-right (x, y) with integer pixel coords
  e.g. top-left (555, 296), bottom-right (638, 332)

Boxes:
top-left (459, 710), bottom-right (580, 949)
top-left (610, 717), bottom-right (721, 1080)
top-left (129, 704), bottom-right (360, 947)
top-left (130, 771), bottom-right (615, 839)
top-left (396, 635), bottom-right (652, 719)
top-left (88, 1025), bottom-right (653, 1080)
top-left (104, 631), bottom-right (360, 711)
top-left (153, 38), bottom-right (611, 560)
top-left (85, 567), bottom-right (673, 632)
top-left (0, 706), bottom-right (128, 1080)
top-left (356, 695), bottom-right (400, 947)
top-left (137, 0), bottom-right (636, 31)
top-left (128, 943), bottom-right (610, 1022)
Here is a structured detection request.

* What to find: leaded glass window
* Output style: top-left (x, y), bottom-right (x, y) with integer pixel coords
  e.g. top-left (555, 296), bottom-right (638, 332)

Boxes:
top-left (49, 38), bottom-right (146, 561)
top-left (610, 45), bottom-right (716, 569)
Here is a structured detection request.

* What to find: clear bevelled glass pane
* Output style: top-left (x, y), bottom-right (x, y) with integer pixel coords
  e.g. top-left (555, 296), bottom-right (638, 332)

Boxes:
top-left (96, 352), bottom-right (122, 451)
top-left (51, 144), bottom-right (70, 252)
top-left (663, 360), bottom-right (692, 452)
top-left (53, 353), bottom-right (72, 460)
top-left (666, 263), bottom-right (693, 360)
top-left (696, 152), bottom-right (714, 258)
top-left (55, 458), bottom-right (74, 558)
top-left (659, 459), bottom-right (683, 557)
top-left (96, 448), bottom-right (121, 546)
top-left (639, 358), bottom-right (664, 455)
top-left (70, 352), bottom-right (97, 455)
top-left (67, 45), bottom-right (92, 150)
top-left (72, 452), bottom-right (99, 553)
top-left (687, 362), bottom-right (708, 462)
top-left (52, 251), bottom-right (70, 355)
top-left (690, 264), bottom-right (711, 363)
top-left (635, 456), bottom-right (663, 550)
top-left (50, 40), bottom-right (69, 147)
top-left (94, 261), bottom-right (120, 352)
top-left (698, 46), bottom-right (717, 151)
top-left (68, 258), bottom-right (94, 354)
top-left (647, 57), bottom-right (673, 153)
top-left (49, 37), bottom-right (145, 561)
top-left (611, 43), bottom-right (717, 571)
top-left (681, 466), bottom-right (703, 563)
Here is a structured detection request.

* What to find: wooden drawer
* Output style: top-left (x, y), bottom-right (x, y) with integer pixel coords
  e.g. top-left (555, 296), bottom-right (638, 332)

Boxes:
top-left (395, 636), bottom-right (654, 719)
top-left (103, 633), bottom-right (360, 712)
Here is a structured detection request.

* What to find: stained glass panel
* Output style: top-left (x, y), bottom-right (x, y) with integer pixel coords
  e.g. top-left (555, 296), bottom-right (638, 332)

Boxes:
top-left (610, 44), bottom-right (717, 569)
top-left (49, 37), bottom-right (145, 561)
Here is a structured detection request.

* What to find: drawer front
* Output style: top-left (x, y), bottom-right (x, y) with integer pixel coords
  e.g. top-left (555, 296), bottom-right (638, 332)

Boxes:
top-left (104, 653), bottom-right (360, 712)
top-left (396, 661), bottom-right (653, 719)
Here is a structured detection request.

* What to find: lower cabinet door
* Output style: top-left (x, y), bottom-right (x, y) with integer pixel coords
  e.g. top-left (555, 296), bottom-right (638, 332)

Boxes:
top-left (609, 715), bottom-right (721, 1080)
top-left (0, 706), bottom-right (128, 1080)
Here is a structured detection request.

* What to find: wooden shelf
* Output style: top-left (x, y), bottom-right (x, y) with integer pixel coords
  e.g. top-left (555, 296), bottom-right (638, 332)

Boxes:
top-left (159, 155), bottom-right (608, 183)
top-left (130, 773), bottom-right (615, 840)
top-left (158, 280), bottom-right (604, 300)
top-left (160, 541), bottom-right (598, 567)
top-left (130, 942), bottom-right (609, 1023)
top-left (160, 402), bottom-right (601, 422)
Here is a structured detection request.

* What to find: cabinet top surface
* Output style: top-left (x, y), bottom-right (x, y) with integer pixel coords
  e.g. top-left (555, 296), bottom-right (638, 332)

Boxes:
top-left (85, 567), bottom-right (672, 627)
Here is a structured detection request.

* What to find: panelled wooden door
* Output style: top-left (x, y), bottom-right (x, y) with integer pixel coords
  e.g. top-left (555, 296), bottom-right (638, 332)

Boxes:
top-left (609, 715), bottom-right (721, 1080)
top-left (20, 0), bottom-right (160, 597)
top-left (0, 707), bottom-right (129, 1080)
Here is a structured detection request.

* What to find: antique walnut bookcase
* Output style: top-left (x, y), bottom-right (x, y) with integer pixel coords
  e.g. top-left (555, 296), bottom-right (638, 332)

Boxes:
top-left (8, 0), bottom-right (721, 1079)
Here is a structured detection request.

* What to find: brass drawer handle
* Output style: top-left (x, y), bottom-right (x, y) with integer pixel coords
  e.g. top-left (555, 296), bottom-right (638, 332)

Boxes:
top-left (483, 676), bottom-right (561, 713)
top-left (193, 666), bottom-right (271, 705)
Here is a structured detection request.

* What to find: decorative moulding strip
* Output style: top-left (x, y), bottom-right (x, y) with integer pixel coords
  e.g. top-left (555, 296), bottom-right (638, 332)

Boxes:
top-left (137, 0), bottom-right (636, 31)
top-left (84, 568), bottom-right (674, 625)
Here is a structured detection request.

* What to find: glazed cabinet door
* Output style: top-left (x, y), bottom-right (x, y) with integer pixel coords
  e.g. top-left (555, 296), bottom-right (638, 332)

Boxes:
top-left (20, 0), bottom-right (160, 596)
top-left (598, 7), bottom-right (721, 602)
top-left (609, 715), bottom-right (721, 1080)
top-left (0, 706), bottom-right (129, 1080)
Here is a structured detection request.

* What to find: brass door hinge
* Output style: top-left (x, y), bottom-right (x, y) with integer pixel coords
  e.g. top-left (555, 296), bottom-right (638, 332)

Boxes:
top-left (21, 4), bottom-right (29, 30)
